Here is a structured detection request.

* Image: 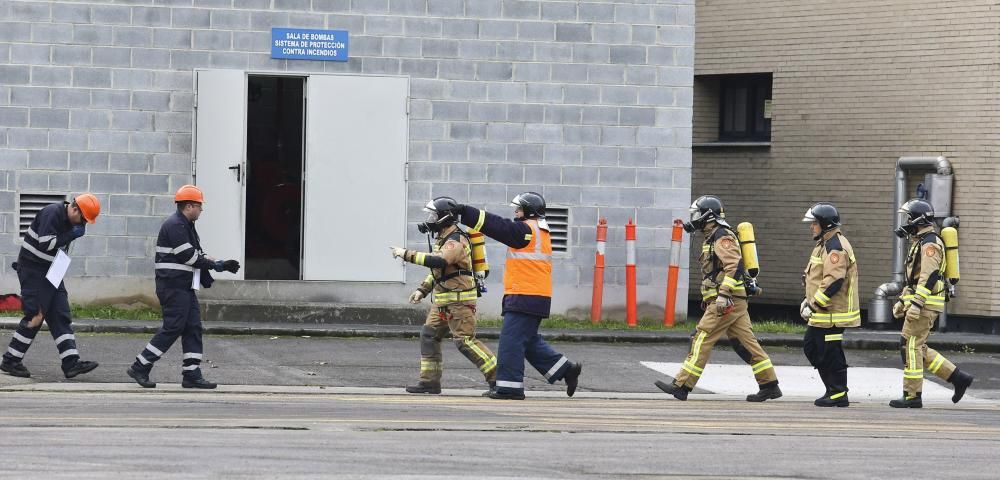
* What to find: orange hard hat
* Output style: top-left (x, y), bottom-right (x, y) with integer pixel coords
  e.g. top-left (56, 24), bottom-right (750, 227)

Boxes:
top-left (175, 184), bottom-right (205, 203)
top-left (74, 193), bottom-right (101, 224)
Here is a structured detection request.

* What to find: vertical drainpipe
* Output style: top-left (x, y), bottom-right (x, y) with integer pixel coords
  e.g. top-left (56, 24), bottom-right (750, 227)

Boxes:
top-left (869, 156), bottom-right (952, 329)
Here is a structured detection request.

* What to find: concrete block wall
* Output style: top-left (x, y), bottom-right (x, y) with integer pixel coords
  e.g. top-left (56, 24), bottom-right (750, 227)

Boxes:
top-left (0, 0), bottom-right (694, 318)
top-left (691, 0), bottom-right (998, 317)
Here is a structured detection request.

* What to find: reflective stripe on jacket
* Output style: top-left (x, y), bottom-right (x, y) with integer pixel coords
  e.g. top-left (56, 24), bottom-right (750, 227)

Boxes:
top-left (804, 229), bottom-right (861, 328)
top-left (17, 202), bottom-right (75, 271)
top-left (154, 211), bottom-right (216, 290)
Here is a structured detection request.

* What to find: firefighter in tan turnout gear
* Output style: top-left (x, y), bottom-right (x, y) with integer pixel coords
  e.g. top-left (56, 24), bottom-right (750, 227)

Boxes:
top-left (889, 199), bottom-right (973, 408)
top-left (391, 197), bottom-right (497, 394)
top-left (800, 203), bottom-right (859, 407)
top-left (654, 195), bottom-right (781, 402)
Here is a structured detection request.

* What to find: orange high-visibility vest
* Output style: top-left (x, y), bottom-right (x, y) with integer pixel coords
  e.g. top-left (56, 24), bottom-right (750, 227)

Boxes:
top-left (503, 219), bottom-right (553, 297)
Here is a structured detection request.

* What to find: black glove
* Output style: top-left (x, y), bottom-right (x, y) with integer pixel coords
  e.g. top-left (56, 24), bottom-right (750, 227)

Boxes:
top-left (222, 259), bottom-right (241, 273)
top-left (449, 203), bottom-right (466, 220)
top-left (70, 225), bottom-right (86, 239)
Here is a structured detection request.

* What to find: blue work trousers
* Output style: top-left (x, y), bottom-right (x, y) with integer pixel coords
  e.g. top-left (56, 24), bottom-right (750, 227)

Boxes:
top-left (494, 311), bottom-right (571, 395)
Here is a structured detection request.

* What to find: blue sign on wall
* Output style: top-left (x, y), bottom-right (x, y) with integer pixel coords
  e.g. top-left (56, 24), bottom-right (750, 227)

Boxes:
top-left (271, 28), bottom-right (349, 61)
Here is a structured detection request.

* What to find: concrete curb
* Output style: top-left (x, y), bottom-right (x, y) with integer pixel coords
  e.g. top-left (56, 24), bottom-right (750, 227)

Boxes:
top-left (200, 301), bottom-right (428, 325)
top-left (3, 317), bottom-right (999, 353)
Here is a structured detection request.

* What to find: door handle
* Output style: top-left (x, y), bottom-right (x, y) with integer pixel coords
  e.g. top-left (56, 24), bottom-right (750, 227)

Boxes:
top-left (228, 164), bottom-right (241, 182)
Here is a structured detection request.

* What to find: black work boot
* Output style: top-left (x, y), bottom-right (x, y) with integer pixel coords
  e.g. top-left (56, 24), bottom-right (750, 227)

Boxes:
top-left (182, 376), bottom-right (218, 389)
top-left (563, 362), bottom-right (583, 397)
top-left (63, 360), bottom-right (99, 379)
top-left (127, 367), bottom-right (156, 388)
top-left (0, 359), bottom-right (30, 378)
top-left (405, 381), bottom-right (441, 394)
top-left (746, 381), bottom-right (782, 402)
top-left (949, 369), bottom-right (974, 404)
top-left (654, 380), bottom-right (690, 401)
top-left (814, 391), bottom-right (850, 407)
top-left (487, 389), bottom-right (525, 400)
top-left (816, 369), bottom-right (850, 407)
top-left (889, 391), bottom-right (923, 408)
top-left (814, 370), bottom-right (834, 404)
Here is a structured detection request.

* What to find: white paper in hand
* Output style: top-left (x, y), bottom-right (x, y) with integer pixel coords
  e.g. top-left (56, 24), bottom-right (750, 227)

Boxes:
top-left (192, 269), bottom-right (201, 290)
top-left (46, 250), bottom-right (71, 287)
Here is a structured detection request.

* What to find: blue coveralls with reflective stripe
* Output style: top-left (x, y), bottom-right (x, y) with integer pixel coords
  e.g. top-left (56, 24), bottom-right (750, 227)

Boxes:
top-left (3, 203), bottom-right (85, 371)
top-left (131, 211), bottom-right (217, 379)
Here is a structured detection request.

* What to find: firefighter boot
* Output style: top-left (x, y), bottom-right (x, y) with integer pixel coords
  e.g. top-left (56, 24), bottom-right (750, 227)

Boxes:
top-left (814, 369), bottom-right (833, 404)
top-left (815, 369), bottom-right (849, 407)
top-left (654, 380), bottom-right (690, 401)
top-left (406, 381), bottom-right (442, 394)
top-left (949, 369), bottom-right (974, 404)
top-left (889, 391), bottom-right (923, 408)
top-left (746, 380), bottom-right (782, 402)
top-left (0, 359), bottom-right (30, 378)
top-left (127, 366), bottom-right (156, 388)
top-left (564, 362), bottom-right (582, 397)
top-left (63, 360), bottom-right (99, 379)
top-left (814, 391), bottom-right (849, 407)
top-left (481, 381), bottom-right (496, 397)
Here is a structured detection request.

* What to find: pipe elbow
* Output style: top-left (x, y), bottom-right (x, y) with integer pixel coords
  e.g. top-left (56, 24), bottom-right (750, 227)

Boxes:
top-left (874, 282), bottom-right (901, 297)
top-left (896, 156), bottom-right (952, 176)
top-left (934, 155), bottom-right (952, 175)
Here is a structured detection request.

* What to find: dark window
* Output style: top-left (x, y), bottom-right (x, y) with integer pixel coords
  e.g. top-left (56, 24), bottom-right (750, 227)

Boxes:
top-left (719, 74), bottom-right (771, 142)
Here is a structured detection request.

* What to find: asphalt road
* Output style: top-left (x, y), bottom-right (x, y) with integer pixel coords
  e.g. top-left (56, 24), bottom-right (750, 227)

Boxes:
top-left (3, 332), bottom-right (999, 395)
top-left (1, 388), bottom-right (999, 479)
top-left (1, 333), bottom-right (999, 479)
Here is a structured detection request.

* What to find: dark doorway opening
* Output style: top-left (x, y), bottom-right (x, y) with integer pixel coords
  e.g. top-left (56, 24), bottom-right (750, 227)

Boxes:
top-left (245, 75), bottom-right (304, 280)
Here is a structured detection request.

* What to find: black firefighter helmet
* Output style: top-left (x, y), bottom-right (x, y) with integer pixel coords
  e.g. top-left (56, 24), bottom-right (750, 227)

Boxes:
top-left (803, 202), bottom-right (841, 240)
top-left (511, 192), bottom-right (545, 218)
top-left (895, 199), bottom-right (935, 238)
top-left (684, 195), bottom-right (729, 233)
top-left (418, 196), bottom-right (460, 234)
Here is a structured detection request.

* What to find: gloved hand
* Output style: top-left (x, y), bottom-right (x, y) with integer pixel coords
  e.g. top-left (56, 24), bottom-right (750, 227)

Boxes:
top-left (448, 202), bottom-right (466, 219)
top-left (905, 303), bottom-right (922, 323)
top-left (213, 260), bottom-right (225, 272)
top-left (714, 295), bottom-right (734, 316)
top-left (222, 260), bottom-right (240, 273)
top-left (800, 299), bottom-right (814, 321)
top-left (70, 225), bottom-right (86, 239)
top-left (390, 246), bottom-right (406, 259)
top-left (408, 290), bottom-right (425, 304)
top-left (892, 300), bottom-right (906, 320)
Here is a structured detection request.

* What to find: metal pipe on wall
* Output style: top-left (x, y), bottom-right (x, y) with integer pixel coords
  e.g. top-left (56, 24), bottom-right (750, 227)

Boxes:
top-left (869, 156), bottom-right (953, 328)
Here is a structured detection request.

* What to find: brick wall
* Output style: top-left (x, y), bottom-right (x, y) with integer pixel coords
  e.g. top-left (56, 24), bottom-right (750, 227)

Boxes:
top-left (691, 0), bottom-right (999, 317)
top-left (0, 0), bottom-right (694, 318)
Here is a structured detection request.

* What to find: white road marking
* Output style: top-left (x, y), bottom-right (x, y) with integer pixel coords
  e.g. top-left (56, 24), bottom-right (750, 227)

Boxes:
top-left (642, 362), bottom-right (973, 402)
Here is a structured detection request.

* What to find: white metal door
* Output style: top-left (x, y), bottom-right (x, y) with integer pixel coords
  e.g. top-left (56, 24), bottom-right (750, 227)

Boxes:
top-left (193, 69), bottom-right (246, 280)
top-left (303, 75), bottom-right (408, 281)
